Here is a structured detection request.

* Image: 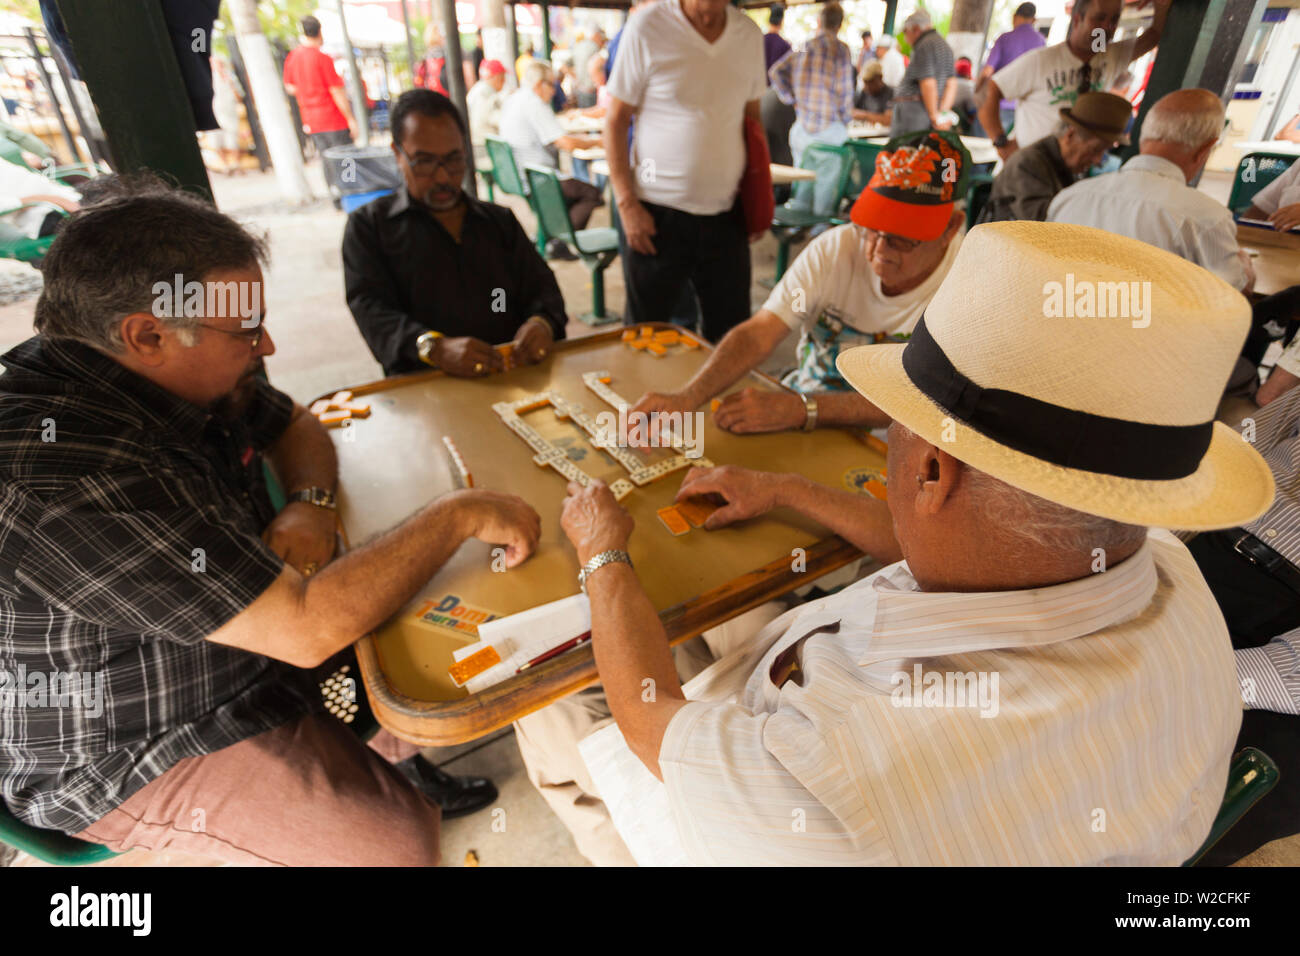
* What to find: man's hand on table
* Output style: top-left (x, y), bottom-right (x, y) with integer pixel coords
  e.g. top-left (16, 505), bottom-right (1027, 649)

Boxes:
top-left (676, 465), bottom-right (784, 530)
top-left (511, 316), bottom-right (555, 365)
top-left (713, 386), bottom-right (807, 434)
top-left (629, 389), bottom-right (703, 447)
top-left (561, 479), bottom-right (633, 564)
top-left (263, 501), bottom-right (338, 576)
top-left (431, 335), bottom-right (504, 377)
top-left (454, 489), bottom-right (541, 568)
top-left (1270, 203), bottom-right (1300, 232)
top-left (619, 197), bottom-right (657, 255)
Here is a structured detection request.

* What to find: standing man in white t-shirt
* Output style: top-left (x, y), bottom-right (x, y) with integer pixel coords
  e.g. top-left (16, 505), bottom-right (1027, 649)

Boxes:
top-left (603, 0), bottom-right (767, 341)
top-left (631, 130), bottom-right (969, 434)
top-left (979, 0), bottom-right (1170, 161)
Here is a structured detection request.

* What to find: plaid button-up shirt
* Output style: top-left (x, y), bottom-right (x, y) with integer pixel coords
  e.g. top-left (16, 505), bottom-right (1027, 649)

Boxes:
top-left (0, 336), bottom-right (320, 834)
top-left (769, 31), bottom-right (855, 133)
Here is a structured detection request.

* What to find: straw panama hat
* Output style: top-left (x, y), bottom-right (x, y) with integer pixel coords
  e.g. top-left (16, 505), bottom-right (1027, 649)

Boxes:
top-left (836, 220), bottom-right (1275, 530)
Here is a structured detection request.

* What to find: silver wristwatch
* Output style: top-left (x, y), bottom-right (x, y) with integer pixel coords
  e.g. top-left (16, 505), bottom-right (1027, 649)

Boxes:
top-left (578, 549), bottom-right (633, 593)
top-left (289, 486), bottom-right (337, 511)
top-left (801, 392), bottom-right (819, 432)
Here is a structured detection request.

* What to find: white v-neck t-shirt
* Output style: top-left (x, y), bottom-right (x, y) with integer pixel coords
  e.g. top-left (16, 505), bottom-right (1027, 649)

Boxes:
top-left (606, 0), bottom-right (766, 215)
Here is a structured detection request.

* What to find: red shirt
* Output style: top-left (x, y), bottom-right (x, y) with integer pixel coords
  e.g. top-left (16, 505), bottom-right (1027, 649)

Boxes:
top-left (283, 46), bottom-right (348, 134)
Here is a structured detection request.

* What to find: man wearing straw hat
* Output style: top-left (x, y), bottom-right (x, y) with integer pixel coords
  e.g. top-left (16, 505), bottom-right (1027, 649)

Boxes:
top-left (554, 220), bottom-right (1274, 865)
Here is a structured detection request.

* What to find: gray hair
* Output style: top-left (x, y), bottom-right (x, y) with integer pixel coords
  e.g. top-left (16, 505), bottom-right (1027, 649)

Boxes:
top-left (35, 181), bottom-right (268, 353)
top-left (523, 60), bottom-right (554, 90)
top-left (903, 10), bottom-right (932, 31)
top-left (1140, 92), bottom-right (1224, 150)
top-left (963, 467), bottom-right (1146, 559)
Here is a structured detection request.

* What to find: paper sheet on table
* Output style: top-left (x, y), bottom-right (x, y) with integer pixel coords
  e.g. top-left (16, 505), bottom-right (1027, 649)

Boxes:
top-left (451, 593), bottom-right (590, 693)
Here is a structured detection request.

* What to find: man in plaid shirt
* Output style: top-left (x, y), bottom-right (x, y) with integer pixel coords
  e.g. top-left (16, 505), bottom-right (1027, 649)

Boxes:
top-left (0, 185), bottom-right (541, 865)
top-left (769, 1), bottom-right (854, 167)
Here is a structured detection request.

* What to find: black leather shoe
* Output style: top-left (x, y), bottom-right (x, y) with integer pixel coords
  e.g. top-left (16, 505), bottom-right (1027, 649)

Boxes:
top-left (395, 756), bottom-right (498, 819)
top-left (546, 239), bottom-right (579, 261)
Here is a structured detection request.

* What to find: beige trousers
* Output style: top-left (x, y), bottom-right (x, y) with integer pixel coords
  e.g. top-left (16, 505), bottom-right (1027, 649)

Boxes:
top-left (512, 601), bottom-right (791, 867)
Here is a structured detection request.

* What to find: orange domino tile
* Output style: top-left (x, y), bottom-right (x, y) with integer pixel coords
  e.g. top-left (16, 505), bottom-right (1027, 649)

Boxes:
top-left (865, 434), bottom-right (888, 455)
top-left (864, 480), bottom-right (888, 500)
top-left (628, 338), bottom-right (649, 350)
top-left (656, 505), bottom-right (692, 536)
top-left (448, 645), bottom-right (502, 686)
top-left (639, 325), bottom-right (654, 337)
top-left (710, 399), bottom-right (721, 412)
top-left (675, 496), bottom-right (719, 528)
top-left (647, 342), bottom-right (668, 356)
top-left (621, 329), bottom-right (637, 342)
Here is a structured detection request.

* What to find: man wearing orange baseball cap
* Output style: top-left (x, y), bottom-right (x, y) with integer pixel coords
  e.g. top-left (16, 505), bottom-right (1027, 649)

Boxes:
top-left (633, 128), bottom-right (971, 435)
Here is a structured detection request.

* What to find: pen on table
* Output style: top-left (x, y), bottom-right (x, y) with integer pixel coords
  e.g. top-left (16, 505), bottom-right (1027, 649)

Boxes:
top-left (516, 632), bottom-right (592, 673)
top-left (441, 435), bottom-right (474, 488)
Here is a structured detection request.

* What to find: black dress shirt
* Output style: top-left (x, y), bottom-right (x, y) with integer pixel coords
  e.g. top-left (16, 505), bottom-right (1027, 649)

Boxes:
top-left (0, 337), bottom-right (320, 833)
top-left (342, 188), bottom-right (568, 376)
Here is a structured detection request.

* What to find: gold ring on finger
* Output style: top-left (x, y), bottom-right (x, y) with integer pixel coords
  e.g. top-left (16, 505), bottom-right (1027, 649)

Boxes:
top-left (302, 562), bottom-right (318, 577)
top-left (474, 362), bottom-right (484, 373)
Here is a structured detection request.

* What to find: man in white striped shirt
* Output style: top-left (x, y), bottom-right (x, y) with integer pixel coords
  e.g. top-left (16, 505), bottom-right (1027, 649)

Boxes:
top-left (545, 221), bottom-right (1274, 865)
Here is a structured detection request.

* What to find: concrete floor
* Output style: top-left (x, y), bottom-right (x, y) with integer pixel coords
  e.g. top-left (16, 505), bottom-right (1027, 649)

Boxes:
top-left (2, 165), bottom-right (1297, 867)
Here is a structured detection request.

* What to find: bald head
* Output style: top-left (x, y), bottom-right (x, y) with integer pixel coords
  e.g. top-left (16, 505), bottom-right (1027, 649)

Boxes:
top-left (1139, 88), bottom-right (1224, 183)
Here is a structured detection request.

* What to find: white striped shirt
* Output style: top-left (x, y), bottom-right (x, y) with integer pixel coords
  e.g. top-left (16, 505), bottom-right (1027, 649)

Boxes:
top-left (1047, 155), bottom-right (1248, 291)
top-left (1239, 382), bottom-right (1300, 565)
top-left (654, 529), bottom-right (1240, 865)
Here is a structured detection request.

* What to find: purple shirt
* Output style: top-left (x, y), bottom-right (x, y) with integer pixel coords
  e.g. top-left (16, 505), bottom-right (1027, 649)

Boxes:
top-left (985, 22), bottom-right (1045, 110)
top-left (764, 31), bottom-right (792, 81)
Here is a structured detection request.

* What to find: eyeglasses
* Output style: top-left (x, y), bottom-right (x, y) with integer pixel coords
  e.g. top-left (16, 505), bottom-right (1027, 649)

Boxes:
top-left (198, 322), bottom-right (265, 349)
top-left (870, 230), bottom-right (923, 253)
top-left (397, 143), bottom-right (467, 176)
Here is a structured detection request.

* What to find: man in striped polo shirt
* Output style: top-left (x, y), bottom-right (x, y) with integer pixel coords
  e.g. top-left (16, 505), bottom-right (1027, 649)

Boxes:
top-left (538, 221), bottom-right (1274, 865)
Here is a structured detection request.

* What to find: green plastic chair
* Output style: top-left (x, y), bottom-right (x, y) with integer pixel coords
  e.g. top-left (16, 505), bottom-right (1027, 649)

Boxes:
top-left (0, 201), bottom-right (70, 266)
top-left (1183, 747), bottom-right (1281, 866)
top-left (0, 462), bottom-right (377, 865)
top-left (1228, 152), bottom-right (1296, 218)
top-left (524, 164), bottom-right (620, 326)
top-left (772, 143), bottom-right (855, 281)
top-left (485, 136), bottom-right (549, 255)
top-left (845, 140), bottom-right (885, 201)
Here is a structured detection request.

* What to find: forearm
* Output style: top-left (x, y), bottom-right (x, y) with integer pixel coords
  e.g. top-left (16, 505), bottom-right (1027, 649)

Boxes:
top-left (814, 390), bottom-right (892, 428)
top-left (938, 78), bottom-right (956, 113)
top-left (606, 111), bottom-right (637, 205)
top-left (978, 85), bottom-right (1004, 139)
top-left (680, 321), bottom-right (780, 404)
top-left (775, 473), bottom-right (902, 562)
top-left (584, 562), bottom-right (687, 777)
top-left (330, 86), bottom-right (356, 125)
top-left (1257, 365), bottom-right (1300, 406)
top-left (920, 78), bottom-right (940, 120)
top-left (267, 406), bottom-right (338, 494)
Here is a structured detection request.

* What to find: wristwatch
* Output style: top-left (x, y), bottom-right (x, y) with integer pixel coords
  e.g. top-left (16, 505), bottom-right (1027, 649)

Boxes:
top-left (992, 133), bottom-right (1009, 149)
top-left (578, 549), bottom-right (633, 593)
top-left (801, 392), bottom-right (819, 432)
top-left (416, 330), bottom-right (444, 367)
top-left (289, 487), bottom-right (337, 511)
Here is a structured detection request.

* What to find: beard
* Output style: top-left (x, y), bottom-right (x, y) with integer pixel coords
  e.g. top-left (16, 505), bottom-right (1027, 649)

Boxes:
top-left (209, 359), bottom-right (264, 421)
top-left (422, 184), bottom-right (463, 211)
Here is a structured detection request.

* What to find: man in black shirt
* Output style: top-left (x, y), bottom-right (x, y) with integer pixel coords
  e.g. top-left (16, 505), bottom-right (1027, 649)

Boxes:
top-left (343, 89), bottom-right (567, 378)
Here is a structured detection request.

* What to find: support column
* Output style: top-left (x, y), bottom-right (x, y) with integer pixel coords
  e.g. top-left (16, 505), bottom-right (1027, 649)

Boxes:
top-left (334, 0), bottom-right (369, 146)
top-left (882, 0), bottom-right (898, 37)
top-left (1121, 0), bottom-right (1268, 159)
top-left (54, 0), bottom-right (211, 198)
top-left (399, 0), bottom-right (418, 87)
top-left (947, 0), bottom-right (996, 66)
top-left (541, 2), bottom-right (553, 59)
top-left (483, 0), bottom-right (511, 88)
top-left (435, 0), bottom-right (478, 195)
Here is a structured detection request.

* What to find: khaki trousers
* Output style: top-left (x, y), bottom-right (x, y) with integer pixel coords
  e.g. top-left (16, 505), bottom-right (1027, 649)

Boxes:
top-left (512, 602), bottom-right (791, 867)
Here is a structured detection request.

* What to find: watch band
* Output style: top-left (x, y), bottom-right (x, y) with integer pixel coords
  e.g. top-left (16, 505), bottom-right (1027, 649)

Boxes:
top-left (993, 133), bottom-right (1009, 148)
top-left (801, 393), bottom-right (819, 432)
top-left (289, 487), bottom-right (337, 511)
top-left (416, 330), bottom-right (444, 368)
top-left (578, 549), bottom-right (633, 593)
